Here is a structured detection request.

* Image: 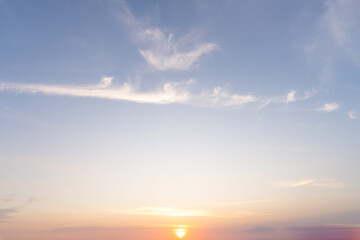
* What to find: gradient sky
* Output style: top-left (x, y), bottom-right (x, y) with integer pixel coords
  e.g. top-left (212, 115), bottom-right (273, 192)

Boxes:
top-left (1, 1), bottom-right (360, 240)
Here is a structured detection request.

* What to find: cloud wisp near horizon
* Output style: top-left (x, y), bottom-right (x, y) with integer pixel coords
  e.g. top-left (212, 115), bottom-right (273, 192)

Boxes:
top-left (273, 178), bottom-right (344, 189)
top-left (121, 206), bottom-right (210, 217)
top-left (0, 197), bottom-right (37, 221)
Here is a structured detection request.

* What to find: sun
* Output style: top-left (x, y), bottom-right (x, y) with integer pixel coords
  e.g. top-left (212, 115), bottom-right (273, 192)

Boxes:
top-left (174, 228), bottom-right (187, 239)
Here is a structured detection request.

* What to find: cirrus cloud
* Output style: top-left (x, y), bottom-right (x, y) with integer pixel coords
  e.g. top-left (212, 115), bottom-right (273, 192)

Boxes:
top-left (138, 28), bottom-right (218, 71)
top-left (119, 3), bottom-right (218, 71)
top-left (348, 110), bottom-right (358, 120)
top-left (273, 178), bottom-right (344, 189)
top-left (121, 206), bottom-right (210, 217)
top-left (317, 102), bottom-right (339, 112)
top-left (0, 77), bottom-right (312, 109)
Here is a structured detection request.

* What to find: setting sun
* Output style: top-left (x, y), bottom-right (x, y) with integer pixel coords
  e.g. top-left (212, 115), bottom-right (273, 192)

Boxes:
top-left (174, 228), bottom-right (187, 239)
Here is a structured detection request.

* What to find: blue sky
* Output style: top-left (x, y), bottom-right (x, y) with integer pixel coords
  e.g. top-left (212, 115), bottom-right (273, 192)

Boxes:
top-left (1, 1), bottom-right (360, 240)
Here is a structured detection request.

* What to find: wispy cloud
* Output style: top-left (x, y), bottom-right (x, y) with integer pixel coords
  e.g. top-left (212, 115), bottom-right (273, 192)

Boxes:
top-left (52, 226), bottom-right (114, 233)
top-left (23, 197), bottom-right (37, 206)
top-left (119, 4), bottom-right (218, 71)
top-left (0, 4), bottom-right (315, 109)
top-left (220, 211), bottom-right (269, 219)
top-left (0, 77), bottom-right (192, 105)
top-left (138, 29), bottom-right (218, 71)
top-left (348, 110), bottom-right (358, 120)
top-left (274, 178), bottom-right (343, 189)
top-left (275, 178), bottom-right (318, 187)
top-left (52, 226), bottom-right (125, 233)
top-left (324, 0), bottom-right (353, 48)
top-left (51, 225), bottom-right (165, 233)
top-left (285, 90), bottom-right (296, 103)
top-left (304, 0), bottom-right (360, 82)
top-left (0, 194), bottom-right (15, 202)
top-left (323, 0), bottom-right (360, 70)
top-left (313, 179), bottom-right (344, 189)
top-left (0, 196), bottom-right (37, 222)
top-left (193, 86), bottom-right (256, 107)
top-left (0, 105), bottom-right (54, 127)
top-left (317, 102), bottom-right (339, 112)
top-left (0, 77), bottom-right (308, 108)
top-left (0, 208), bottom-right (18, 220)
top-left (296, 0), bottom-right (360, 114)
top-left (287, 224), bottom-right (360, 232)
top-left (243, 226), bottom-right (276, 233)
top-left (284, 90), bottom-right (314, 103)
top-left (205, 198), bottom-right (284, 207)
top-left (110, 206), bottom-right (266, 220)
top-left (121, 207), bottom-right (210, 217)
top-left (255, 90), bottom-right (313, 109)
top-left (0, 3), bottom-right (316, 110)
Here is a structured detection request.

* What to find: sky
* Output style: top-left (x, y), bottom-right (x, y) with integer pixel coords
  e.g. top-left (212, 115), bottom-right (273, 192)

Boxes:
top-left (1, 0), bottom-right (360, 240)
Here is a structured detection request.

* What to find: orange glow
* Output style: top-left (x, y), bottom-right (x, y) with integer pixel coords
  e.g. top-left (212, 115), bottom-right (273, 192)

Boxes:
top-left (174, 228), bottom-right (187, 239)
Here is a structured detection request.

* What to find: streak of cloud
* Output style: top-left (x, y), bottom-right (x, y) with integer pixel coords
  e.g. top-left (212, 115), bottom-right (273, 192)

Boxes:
top-left (0, 194), bottom-right (15, 202)
top-left (0, 77), bottom-right (307, 108)
top-left (273, 178), bottom-right (343, 189)
top-left (243, 227), bottom-right (276, 233)
top-left (258, 90), bottom-right (314, 109)
top-left (121, 206), bottom-right (210, 217)
top-left (0, 77), bottom-right (192, 105)
top-left (0, 196), bottom-right (37, 222)
top-left (0, 208), bottom-right (18, 220)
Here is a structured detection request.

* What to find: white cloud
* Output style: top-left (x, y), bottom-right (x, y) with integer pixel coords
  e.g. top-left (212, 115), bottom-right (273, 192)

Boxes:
top-left (136, 27), bottom-right (218, 71)
top-left (0, 77), bottom-right (258, 108)
top-left (274, 178), bottom-right (343, 189)
top-left (348, 110), bottom-right (358, 120)
top-left (314, 179), bottom-right (344, 189)
top-left (139, 37), bottom-right (217, 71)
top-left (119, 4), bottom-right (218, 71)
top-left (284, 90), bottom-right (313, 104)
top-left (317, 102), bottom-right (339, 112)
top-left (97, 76), bottom-right (113, 88)
top-left (275, 178), bottom-right (318, 187)
top-left (258, 90), bottom-right (314, 108)
top-left (0, 77), bottom-right (314, 109)
top-left (0, 77), bottom-right (192, 105)
top-left (285, 90), bottom-right (296, 103)
top-left (194, 86), bottom-right (256, 107)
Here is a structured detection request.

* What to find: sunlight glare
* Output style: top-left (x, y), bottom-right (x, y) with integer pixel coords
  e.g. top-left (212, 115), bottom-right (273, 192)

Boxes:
top-left (174, 228), bottom-right (187, 239)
